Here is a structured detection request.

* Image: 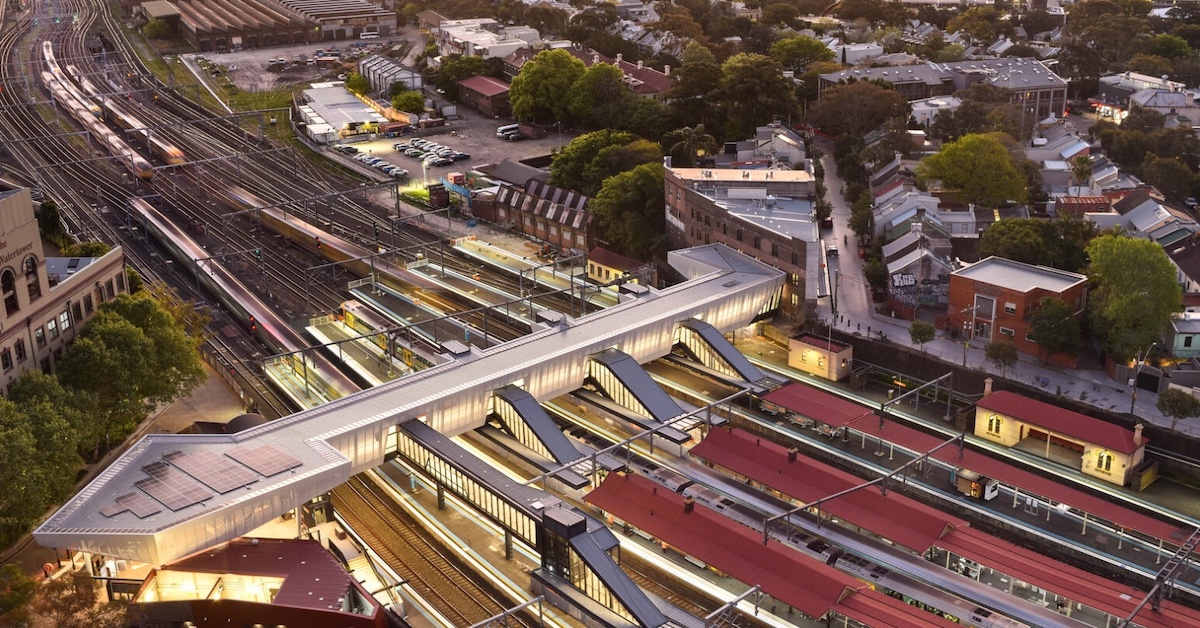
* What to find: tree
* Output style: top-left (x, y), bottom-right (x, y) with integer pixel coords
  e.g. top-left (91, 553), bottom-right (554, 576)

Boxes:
top-left (549, 130), bottom-right (660, 196)
top-left (1125, 54), bottom-right (1174, 78)
top-left (864, 258), bottom-right (888, 292)
top-left (769, 35), bottom-right (834, 71)
top-left (588, 162), bottom-right (666, 259)
top-left (63, 241), bottom-right (111, 257)
top-left (1143, 154), bottom-right (1194, 202)
top-left (143, 18), bottom-right (172, 39)
top-left (0, 564), bottom-right (36, 626)
top-left (716, 53), bottom-right (798, 138)
top-left (1157, 388), bottom-right (1200, 433)
top-left (1152, 33), bottom-right (1192, 60)
top-left (809, 81), bottom-right (909, 138)
top-left (1028, 297), bottom-right (1082, 361)
top-left (509, 49), bottom-right (586, 123)
top-left (343, 72), bottom-right (371, 95)
top-left (947, 7), bottom-right (1003, 44)
top-left (976, 218), bottom-right (1097, 272)
top-left (915, 133), bottom-right (1026, 206)
top-left (432, 55), bottom-right (488, 101)
top-left (391, 90), bottom-right (425, 114)
top-left (666, 124), bottom-right (717, 167)
top-left (680, 41), bottom-right (716, 65)
top-left (985, 339), bottom-right (1020, 376)
top-left (1070, 154), bottom-right (1094, 189)
top-left (567, 63), bottom-right (635, 129)
top-left (909, 320), bottom-right (936, 351)
top-left (1086, 234), bottom-right (1182, 360)
top-left (28, 569), bottom-right (136, 628)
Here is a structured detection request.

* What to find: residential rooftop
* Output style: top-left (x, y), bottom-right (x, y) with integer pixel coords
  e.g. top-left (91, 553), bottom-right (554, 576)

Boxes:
top-left (952, 256), bottom-right (1087, 293)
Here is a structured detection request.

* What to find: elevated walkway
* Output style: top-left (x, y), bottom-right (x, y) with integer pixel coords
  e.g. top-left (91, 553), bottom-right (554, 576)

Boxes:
top-left (588, 348), bottom-right (712, 433)
top-left (674, 319), bottom-right (778, 391)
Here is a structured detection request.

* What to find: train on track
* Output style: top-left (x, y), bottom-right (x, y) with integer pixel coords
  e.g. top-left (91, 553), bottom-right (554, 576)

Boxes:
top-left (69, 64), bottom-right (185, 165)
top-left (40, 42), bottom-right (154, 180)
top-left (130, 197), bottom-right (361, 401)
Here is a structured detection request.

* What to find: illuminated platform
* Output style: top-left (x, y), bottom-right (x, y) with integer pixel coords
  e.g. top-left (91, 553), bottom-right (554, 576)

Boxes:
top-left (36, 244), bottom-right (784, 566)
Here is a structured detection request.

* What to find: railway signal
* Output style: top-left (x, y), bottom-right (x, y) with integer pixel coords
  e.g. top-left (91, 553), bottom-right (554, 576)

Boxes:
top-left (315, 236), bottom-right (321, 250)
top-left (373, 221), bottom-right (378, 238)
top-left (254, 248), bottom-right (262, 262)
top-left (249, 315), bottom-right (257, 332)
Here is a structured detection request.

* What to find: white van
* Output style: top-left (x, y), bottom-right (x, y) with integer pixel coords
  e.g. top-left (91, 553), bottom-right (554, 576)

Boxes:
top-left (360, 32), bottom-right (379, 40)
top-left (496, 124), bottom-right (519, 138)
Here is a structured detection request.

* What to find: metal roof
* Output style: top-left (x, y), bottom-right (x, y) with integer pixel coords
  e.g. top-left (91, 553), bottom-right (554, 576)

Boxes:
top-left (569, 525), bottom-right (668, 627)
top-left (977, 391), bottom-right (1144, 455)
top-left (690, 428), bottom-right (966, 553)
top-left (492, 384), bottom-right (585, 465)
top-left (677, 318), bottom-right (765, 384)
top-left (589, 348), bottom-right (685, 424)
top-left (951, 256), bottom-right (1086, 294)
top-left (761, 382), bottom-right (870, 429)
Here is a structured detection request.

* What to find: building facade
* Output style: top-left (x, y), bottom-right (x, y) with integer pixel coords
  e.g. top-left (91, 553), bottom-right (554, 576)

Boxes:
top-left (946, 256), bottom-right (1087, 366)
top-left (0, 188), bottom-right (128, 391)
top-left (665, 167), bottom-right (815, 322)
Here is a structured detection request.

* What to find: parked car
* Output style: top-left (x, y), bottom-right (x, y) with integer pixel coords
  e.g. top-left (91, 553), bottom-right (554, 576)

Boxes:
top-left (405, 148), bottom-right (424, 157)
top-left (505, 132), bottom-right (526, 142)
top-left (335, 145), bottom-right (358, 154)
top-left (432, 157), bottom-right (453, 167)
top-left (451, 152), bottom-right (471, 162)
top-left (393, 143), bottom-right (410, 151)
top-left (390, 168), bottom-right (409, 178)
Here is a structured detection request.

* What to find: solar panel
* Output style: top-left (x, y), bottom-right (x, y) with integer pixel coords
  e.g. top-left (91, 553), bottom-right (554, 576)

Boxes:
top-left (164, 450), bottom-right (259, 494)
top-left (226, 444), bottom-right (303, 477)
top-left (99, 492), bottom-right (162, 519)
top-left (136, 462), bottom-right (214, 511)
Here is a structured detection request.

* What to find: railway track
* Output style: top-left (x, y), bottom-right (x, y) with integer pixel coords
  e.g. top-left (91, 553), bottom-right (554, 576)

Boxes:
top-left (331, 475), bottom-right (541, 627)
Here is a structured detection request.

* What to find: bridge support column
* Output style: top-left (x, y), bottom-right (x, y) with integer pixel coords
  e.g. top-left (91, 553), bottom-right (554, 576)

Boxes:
top-left (505, 529), bottom-right (513, 560)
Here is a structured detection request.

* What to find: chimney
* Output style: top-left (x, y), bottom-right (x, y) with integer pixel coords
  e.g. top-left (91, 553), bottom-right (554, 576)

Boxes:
top-left (983, 377), bottom-right (993, 396)
top-left (617, 53), bottom-right (623, 63)
top-left (593, 54), bottom-right (599, 64)
top-left (1134, 423), bottom-right (1145, 446)
top-left (683, 496), bottom-right (695, 513)
top-left (787, 447), bottom-right (798, 462)
top-left (638, 59), bottom-right (644, 69)
top-left (664, 64), bottom-right (671, 75)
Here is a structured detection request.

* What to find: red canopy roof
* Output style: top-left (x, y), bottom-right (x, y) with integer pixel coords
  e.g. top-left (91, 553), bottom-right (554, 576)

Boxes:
top-left (690, 428), bottom-right (966, 553)
top-left (977, 390), bottom-right (1144, 454)
top-left (584, 472), bottom-right (958, 626)
top-left (850, 416), bottom-right (1188, 542)
top-left (761, 382), bottom-right (874, 428)
top-left (585, 472), bottom-right (861, 619)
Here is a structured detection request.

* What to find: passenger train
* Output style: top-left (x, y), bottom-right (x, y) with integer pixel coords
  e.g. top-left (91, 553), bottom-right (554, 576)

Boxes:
top-left (69, 64), bottom-right (185, 165)
top-left (40, 42), bottom-right (154, 180)
top-left (562, 420), bottom-right (1039, 628)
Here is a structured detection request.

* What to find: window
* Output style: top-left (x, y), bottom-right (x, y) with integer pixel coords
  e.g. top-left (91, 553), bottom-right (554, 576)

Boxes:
top-left (59, 312), bottom-right (70, 332)
top-left (1, 269), bottom-right (17, 316)
top-left (753, 236), bottom-right (761, 250)
top-left (72, 302), bottom-right (82, 322)
top-left (47, 319), bottom-right (58, 339)
top-left (736, 229), bottom-right (743, 242)
top-left (14, 340), bottom-right (25, 363)
top-left (34, 328), bottom-right (44, 348)
top-left (987, 414), bottom-right (1002, 436)
top-left (791, 252), bottom-right (799, 266)
top-left (116, 272), bottom-right (125, 293)
top-left (1097, 451), bottom-right (1113, 473)
top-left (1, 349), bottom-right (11, 372)
top-left (105, 280), bottom-right (114, 300)
top-left (84, 295), bottom-right (94, 315)
top-left (1000, 327), bottom-right (1015, 337)
top-left (24, 256), bottom-right (39, 302)
top-left (1004, 302), bottom-right (1016, 315)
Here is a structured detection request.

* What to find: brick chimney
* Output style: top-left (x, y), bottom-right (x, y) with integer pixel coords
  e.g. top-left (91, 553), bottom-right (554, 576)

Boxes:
top-left (787, 447), bottom-right (798, 462)
top-left (1134, 423), bottom-right (1145, 446)
top-left (683, 496), bottom-right (695, 513)
top-left (983, 377), bottom-right (993, 396)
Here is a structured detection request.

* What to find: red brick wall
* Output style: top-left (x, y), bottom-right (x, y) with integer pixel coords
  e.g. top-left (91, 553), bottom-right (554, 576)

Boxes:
top-left (946, 274), bottom-right (1085, 367)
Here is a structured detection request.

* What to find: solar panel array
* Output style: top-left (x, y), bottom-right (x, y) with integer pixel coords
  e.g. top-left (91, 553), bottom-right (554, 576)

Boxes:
top-left (226, 444), bottom-right (304, 477)
top-left (99, 492), bottom-right (163, 519)
top-left (164, 450), bottom-right (259, 494)
top-left (135, 461), bottom-right (214, 511)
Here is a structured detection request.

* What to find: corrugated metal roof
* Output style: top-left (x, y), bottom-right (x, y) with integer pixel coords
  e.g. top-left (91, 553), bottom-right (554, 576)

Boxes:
top-left (589, 348), bottom-right (685, 424)
top-left (691, 428), bottom-right (965, 553)
top-left (977, 391), bottom-right (1143, 455)
top-left (492, 384), bottom-right (584, 465)
top-left (677, 318), bottom-right (765, 384)
top-left (761, 382), bottom-right (870, 429)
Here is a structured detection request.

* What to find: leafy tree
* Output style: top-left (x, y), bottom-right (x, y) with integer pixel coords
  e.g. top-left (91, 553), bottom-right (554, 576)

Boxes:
top-left (622, 98), bottom-right (669, 141)
top-left (716, 53), bottom-right (798, 138)
top-left (432, 55), bottom-right (487, 101)
top-left (510, 49), bottom-right (586, 123)
top-left (391, 90), bottom-right (425, 114)
top-left (680, 41), bottom-right (716, 65)
top-left (1022, 10), bottom-right (1064, 38)
top-left (1157, 388), bottom-right (1200, 433)
top-left (915, 133), bottom-right (1025, 206)
top-left (809, 81), bottom-right (908, 138)
top-left (985, 339), bottom-right (1020, 376)
top-left (1086, 234), bottom-right (1182, 360)
top-left (1152, 33), bottom-right (1192, 60)
top-left (567, 63), bottom-right (635, 129)
top-left (666, 124), bottom-right (717, 166)
top-left (57, 292), bottom-right (205, 455)
top-left (909, 320), bottom-right (936, 351)
top-left (549, 130), bottom-right (661, 196)
top-left (1070, 154), bottom-right (1094, 188)
top-left (849, 195), bottom-right (873, 236)
top-left (769, 35), bottom-right (834, 71)
top-left (976, 220), bottom-right (1046, 265)
top-left (589, 163), bottom-right (666, 259)
top-left (762, 2), bottom-right (801, 28)
top-left (947, 7), bottom-right (1004, 44)
top-left (863, 258), bottom-right (888, 292)
top-left (143, 18), bottom-right (173, 39)
top-left (343, 72), bottom-right (371, 95)
top-left (36, 199), bottom-right (68, 245)
top-left (1028, 297), bottom-right (1082, 360)
top-left (63, 241), bottom-right (111, 257)
top-left (1126, 54), bottom-right (1174, 78)
top-left (1143, 154), bottom-right (1193, 201)
top-left (0, 387), bottom-right (82, 545)
top-left (0, 564), bottom-right (36, 626)
top-left (9, 370), bottom-right (99, 460)
top-left (28, 569), bottom-right (137, 628)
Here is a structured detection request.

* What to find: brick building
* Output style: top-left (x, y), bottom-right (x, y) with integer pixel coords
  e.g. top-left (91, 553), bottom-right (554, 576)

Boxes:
top-left (457, 75), bottom-right (510, 118)
top-left (946, 256), bottom-right (1087, 366)
top-left (665, 167), bottom-right (815, 321)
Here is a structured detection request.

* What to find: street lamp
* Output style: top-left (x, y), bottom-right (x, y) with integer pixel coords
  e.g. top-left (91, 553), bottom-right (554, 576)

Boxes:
top-left (962, 320), bottom-right (971, 367)
top-left (1129, 342), bottom-right (1158, 415)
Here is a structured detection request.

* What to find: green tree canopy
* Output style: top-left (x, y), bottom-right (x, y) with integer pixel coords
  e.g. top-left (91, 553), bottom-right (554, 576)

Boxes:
top-left (716, 53), bottom-right (798, 138)
top-left (343, 72), bottom-right (371, 95)
top-left (567, 63), bottom-right (635, 129)
top-left (976, 217), bottom-right (1098, 272)
top-left (986, 339), bottom-right (1020, 376)
top-left (143, 18), bottom-right (173, 39)
top-left (947, 7), bottom-right (1004, 44)
top-left (549, 130), bottom-right (661, 196)
top-left (769, 35), bottom-right (835, 71)
top-left (1028, 296), bottom-right (1082, 360)
top-left (915, 133), bottom-right (1026, 206)
top-left (665, 124), bottom-right (717, 167)
top-left (1086, 234), bottom-right (1182, 360)
top-left (63, 241), bottom-right (112, 257)
top-left (391, 90), bottom-right (425, 114)
top-left (809, 80), bottom-right (909, 137)
top-left (510, 49), bottom-right (587, 123)
top-left (432, 55), bottom-right (488, 101)
top-left (909, 320), bottom-right (936, 350)
top-left (589, 162), bottom-right (666, 259)
top-left (1143, 154), bottom-right (1194, 202)
top-left (0, 564), bottom-right (36, 626)
top-left (1157, 388), bottom-right (1200, 433)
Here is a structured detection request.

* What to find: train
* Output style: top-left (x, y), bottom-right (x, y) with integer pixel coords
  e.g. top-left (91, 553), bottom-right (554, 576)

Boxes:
top-left (69, 64), bottom-right (185, 165)
top-left (560, 416), bottom-right (1042, 628)
top-left (129, 197), bottom-right (361, 401)
top-left (41, 42), bottom-right (154, 180)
